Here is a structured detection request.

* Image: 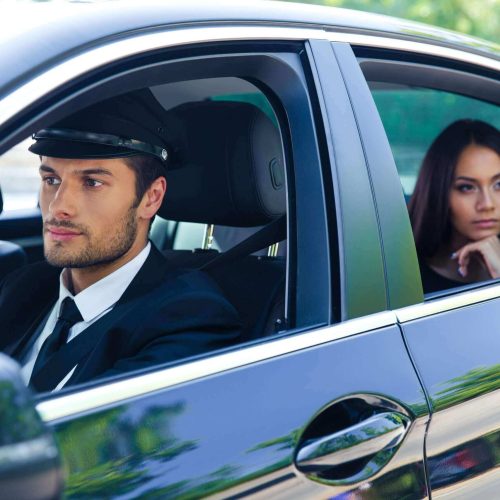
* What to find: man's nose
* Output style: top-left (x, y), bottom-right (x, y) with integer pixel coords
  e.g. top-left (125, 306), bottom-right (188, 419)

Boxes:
top-left (48, 182), bottom-right (77, 219)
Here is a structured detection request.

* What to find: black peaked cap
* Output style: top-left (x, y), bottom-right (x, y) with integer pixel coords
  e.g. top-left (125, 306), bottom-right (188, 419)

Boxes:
top-left (29, 88), bottom-right (180, 164)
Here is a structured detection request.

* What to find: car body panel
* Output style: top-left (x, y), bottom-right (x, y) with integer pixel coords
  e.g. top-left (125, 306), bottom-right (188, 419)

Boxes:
top-left (1, 0), bottom-right (498, 101)
top-left (50, 323), bottom-right (428, 499)
top-left (399, 296), bottom-right (500, 497)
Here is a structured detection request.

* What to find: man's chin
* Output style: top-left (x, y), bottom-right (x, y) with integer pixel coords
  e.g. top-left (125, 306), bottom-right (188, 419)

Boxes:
top-left (44, 246), bottom-right (134, 269)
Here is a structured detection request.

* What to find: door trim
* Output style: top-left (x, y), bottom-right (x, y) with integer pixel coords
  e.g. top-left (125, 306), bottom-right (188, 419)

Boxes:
top-left (396, 281), bottom-right (500, 323)
top-left (36, 310), bottom-right (396, 423)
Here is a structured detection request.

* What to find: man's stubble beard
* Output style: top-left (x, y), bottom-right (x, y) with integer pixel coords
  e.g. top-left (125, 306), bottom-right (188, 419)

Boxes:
top-left (44, 206), bottom-right (139, 269)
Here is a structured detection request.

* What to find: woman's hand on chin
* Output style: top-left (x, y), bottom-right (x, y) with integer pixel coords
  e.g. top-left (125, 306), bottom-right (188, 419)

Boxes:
top-left (452, 235), bottom-right (500, 279)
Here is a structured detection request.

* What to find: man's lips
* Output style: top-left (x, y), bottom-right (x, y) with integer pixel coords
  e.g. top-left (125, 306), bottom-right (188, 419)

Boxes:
top-left (46, 226), bottom-right (83, 241)
top-left (472, 219), bottom-right (499, 229)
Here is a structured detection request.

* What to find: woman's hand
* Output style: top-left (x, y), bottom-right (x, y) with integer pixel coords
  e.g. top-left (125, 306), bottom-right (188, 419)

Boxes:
top-left (452, 235), bottom-right (500, 279)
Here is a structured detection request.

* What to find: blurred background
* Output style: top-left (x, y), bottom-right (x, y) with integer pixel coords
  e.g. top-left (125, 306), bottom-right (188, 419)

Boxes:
top-left (280, 0), bottom-right (499, 43)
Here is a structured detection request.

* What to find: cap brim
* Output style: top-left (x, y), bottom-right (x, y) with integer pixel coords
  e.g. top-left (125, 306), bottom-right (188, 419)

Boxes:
top-left (29, 139), bottom-right (138, 159)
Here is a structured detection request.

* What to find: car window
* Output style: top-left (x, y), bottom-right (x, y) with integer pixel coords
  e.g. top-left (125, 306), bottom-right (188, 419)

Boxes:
top-left (0, 138), bottom-right (40, 211)
top-left (0, 67), bottom-right (315, 393)
top-left (370, 85), bottom-right (500, 196)
top-left (365, 65), bottom-right (500, 297)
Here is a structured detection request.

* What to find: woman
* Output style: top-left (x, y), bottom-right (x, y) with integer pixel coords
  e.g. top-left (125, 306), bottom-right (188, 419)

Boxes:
top-left (409, 119), bottom-right (500, 293)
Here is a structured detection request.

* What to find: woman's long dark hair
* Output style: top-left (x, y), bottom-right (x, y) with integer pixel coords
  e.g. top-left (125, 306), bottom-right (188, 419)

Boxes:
top-left (408, 119), bottom-right (500, 259)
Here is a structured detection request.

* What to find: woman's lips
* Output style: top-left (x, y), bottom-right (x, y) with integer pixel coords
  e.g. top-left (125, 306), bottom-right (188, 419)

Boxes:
top-left (47, 227), bottom-right (82, 241)
top-left (472, 219), bottom-right (498, 229)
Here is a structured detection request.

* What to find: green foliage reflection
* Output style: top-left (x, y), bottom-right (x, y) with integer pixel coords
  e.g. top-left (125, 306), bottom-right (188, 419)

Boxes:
top-left (433, 364), bottom-right (500, 410)
top-left (56, 403), bottom-right (198, 498)
top-left (280, 0), bottom-right (500, 44)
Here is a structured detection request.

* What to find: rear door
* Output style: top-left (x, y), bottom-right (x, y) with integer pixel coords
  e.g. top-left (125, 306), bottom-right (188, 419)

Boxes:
top-left (339, 34), bottom-right (500, 497)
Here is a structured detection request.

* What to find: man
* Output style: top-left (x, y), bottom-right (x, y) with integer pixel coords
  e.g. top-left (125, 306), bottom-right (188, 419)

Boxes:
top-left (0, 89), bottom-right (241, 392)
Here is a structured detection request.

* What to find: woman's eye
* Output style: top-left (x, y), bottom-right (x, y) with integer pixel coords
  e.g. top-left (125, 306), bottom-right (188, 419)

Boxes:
top-left (456, 183), bottom-right (475, 193)
top-left (84, 178), bottom-right (103, 188)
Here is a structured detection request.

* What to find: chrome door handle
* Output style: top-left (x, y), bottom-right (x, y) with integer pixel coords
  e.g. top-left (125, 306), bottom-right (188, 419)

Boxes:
top-left (295, 411), bottom-right (410, 475)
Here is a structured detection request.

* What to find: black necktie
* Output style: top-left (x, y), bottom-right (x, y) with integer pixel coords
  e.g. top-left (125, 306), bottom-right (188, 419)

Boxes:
top-left (30, 297), bottom-right (83, 389)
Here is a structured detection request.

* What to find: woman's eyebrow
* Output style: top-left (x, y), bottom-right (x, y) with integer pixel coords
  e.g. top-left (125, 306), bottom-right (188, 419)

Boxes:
top-left (454, 176), bottom-right (477, 182)
top-left (455, 173), bottom-right (500, 182)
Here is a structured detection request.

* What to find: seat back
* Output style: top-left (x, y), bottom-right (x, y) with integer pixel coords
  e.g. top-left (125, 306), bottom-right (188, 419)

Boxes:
top-left (159, 100), bottom-right (287, 340)
top-left (0, 190), bottom-right (27, 280)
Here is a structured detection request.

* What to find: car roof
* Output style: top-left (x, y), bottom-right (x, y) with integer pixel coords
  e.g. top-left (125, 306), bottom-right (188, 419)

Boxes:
top-left (1, 0), bottom-right (499, 100)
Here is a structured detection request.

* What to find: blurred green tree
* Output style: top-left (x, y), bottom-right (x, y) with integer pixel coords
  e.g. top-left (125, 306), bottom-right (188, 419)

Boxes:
top-left (280, 0), bottom-right (500, 43)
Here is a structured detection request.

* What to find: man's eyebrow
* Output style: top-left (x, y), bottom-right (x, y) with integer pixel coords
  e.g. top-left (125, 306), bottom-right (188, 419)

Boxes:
top-left (39, 164), bottom-right (55, 173)
top-left (76, 168), bottom-right (114, 177)
top-left (38, 165), bottom-right (114, 177)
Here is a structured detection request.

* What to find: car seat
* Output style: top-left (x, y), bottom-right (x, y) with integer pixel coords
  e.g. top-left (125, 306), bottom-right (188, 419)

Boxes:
top-left (159, 100), bottom-right (287, 341)
top-left (0, 189), bottom-right (27, 281)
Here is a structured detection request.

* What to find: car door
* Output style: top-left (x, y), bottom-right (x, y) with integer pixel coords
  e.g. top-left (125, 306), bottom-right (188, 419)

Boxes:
top-left (335, 33), bottom-right (500, 497)
top-left (0, 20), bottom-right (429, 499)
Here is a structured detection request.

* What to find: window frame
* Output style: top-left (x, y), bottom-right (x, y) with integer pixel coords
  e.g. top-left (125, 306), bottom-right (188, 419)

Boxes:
top-left (0, 39), bottom-right (336, 401)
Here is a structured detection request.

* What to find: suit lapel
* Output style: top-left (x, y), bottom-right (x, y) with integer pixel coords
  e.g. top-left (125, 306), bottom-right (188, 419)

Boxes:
top-left (31, 244), bottom-right (171, 390)
top-left (7, 301), bottom-right (55, 360)
top-left (115, 244), bottom-right (170, 304)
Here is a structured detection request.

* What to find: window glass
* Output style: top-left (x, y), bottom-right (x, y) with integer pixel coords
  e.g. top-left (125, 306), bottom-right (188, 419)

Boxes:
top-left (370, 80), bottom-right (499, 296)
top-left (0, 137), bottom-right (39, 211)
top-left (370, 86), bottom-right (500, 195)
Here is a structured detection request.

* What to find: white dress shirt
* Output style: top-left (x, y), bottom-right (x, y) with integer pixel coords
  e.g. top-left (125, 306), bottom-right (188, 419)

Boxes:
top-left (21, 242), bottom-right (151, 390)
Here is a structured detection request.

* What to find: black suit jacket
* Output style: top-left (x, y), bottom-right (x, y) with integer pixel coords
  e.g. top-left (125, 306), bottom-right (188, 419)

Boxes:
top-left (0, 245), bottom-right (241, 390)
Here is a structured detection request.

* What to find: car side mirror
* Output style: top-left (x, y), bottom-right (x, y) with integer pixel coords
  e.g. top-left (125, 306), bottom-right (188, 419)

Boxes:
top-left (0, 353), bottom-right (63, 499)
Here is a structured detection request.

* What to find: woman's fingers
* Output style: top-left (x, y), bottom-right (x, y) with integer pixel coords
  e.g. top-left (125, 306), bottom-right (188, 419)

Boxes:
top-left (452, 236), bottom-right (500, 279)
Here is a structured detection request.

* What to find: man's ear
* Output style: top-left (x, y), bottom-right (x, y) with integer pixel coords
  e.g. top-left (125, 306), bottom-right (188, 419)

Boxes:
top-left (138, 176), bottom-right (167, 221)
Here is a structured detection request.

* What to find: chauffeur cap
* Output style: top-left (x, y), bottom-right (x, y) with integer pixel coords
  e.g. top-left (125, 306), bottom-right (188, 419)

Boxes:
top-left (29, 89), bottom-right (173, 165)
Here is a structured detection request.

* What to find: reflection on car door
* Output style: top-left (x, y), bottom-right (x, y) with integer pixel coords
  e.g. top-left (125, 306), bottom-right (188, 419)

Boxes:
top-left (42, 319), bottom-right (428, 498)
top-left (399, 299), bottom-right (500, 497)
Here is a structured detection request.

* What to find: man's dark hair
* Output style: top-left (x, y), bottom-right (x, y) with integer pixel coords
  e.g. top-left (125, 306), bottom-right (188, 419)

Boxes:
top-left (408, 119), bottom-right (500, 259)
top-left (123, 155), bottom-right (166, 206)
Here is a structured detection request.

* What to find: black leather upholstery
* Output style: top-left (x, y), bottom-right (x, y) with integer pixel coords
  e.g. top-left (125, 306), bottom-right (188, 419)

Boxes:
top-left (0, 240), bottom-right (27, 281)
top-left (159, 100), bottom-right (288, 340)
top-left (0, 190), bottom-right (28, 280)
top-left (160, 101), bottom-right (286, 226)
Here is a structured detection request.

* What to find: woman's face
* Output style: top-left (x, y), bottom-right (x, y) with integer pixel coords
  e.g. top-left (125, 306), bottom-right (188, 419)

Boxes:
top-left (449, 143), bottom-right (500, 247)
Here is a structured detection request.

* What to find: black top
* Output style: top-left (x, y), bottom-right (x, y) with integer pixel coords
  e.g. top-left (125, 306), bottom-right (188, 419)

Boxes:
top-left (419, 261), bottom-right (464, 294)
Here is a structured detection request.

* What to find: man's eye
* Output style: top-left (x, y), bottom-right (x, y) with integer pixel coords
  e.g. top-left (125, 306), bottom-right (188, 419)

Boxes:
top-left (84, 178), bottom-right (103, 188)
top-left (43, 176), bottom-right (60, 186)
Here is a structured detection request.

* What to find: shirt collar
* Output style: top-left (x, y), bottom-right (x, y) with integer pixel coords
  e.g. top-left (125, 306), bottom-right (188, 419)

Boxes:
top-left (58, 242), bottom-right (151, 322)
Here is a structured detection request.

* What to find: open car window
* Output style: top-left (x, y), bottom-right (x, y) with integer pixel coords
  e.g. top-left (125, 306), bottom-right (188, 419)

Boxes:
top-left (362, 58), bottom-right (500, 297)
top-left (0, 47), bottom-right (331, 396)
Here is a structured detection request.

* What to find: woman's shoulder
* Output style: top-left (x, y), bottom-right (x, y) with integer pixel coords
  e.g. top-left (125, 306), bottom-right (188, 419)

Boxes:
top-left (419, 259), bottom-right (463, 294)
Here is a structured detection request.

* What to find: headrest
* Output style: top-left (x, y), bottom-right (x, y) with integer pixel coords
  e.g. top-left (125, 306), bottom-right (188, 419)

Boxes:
top-left (159, 101), bottom-right (286, 227)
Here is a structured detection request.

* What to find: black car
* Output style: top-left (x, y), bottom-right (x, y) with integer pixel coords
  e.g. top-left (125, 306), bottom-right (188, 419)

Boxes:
top-left (0, 1), bottom-right (498, 498)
